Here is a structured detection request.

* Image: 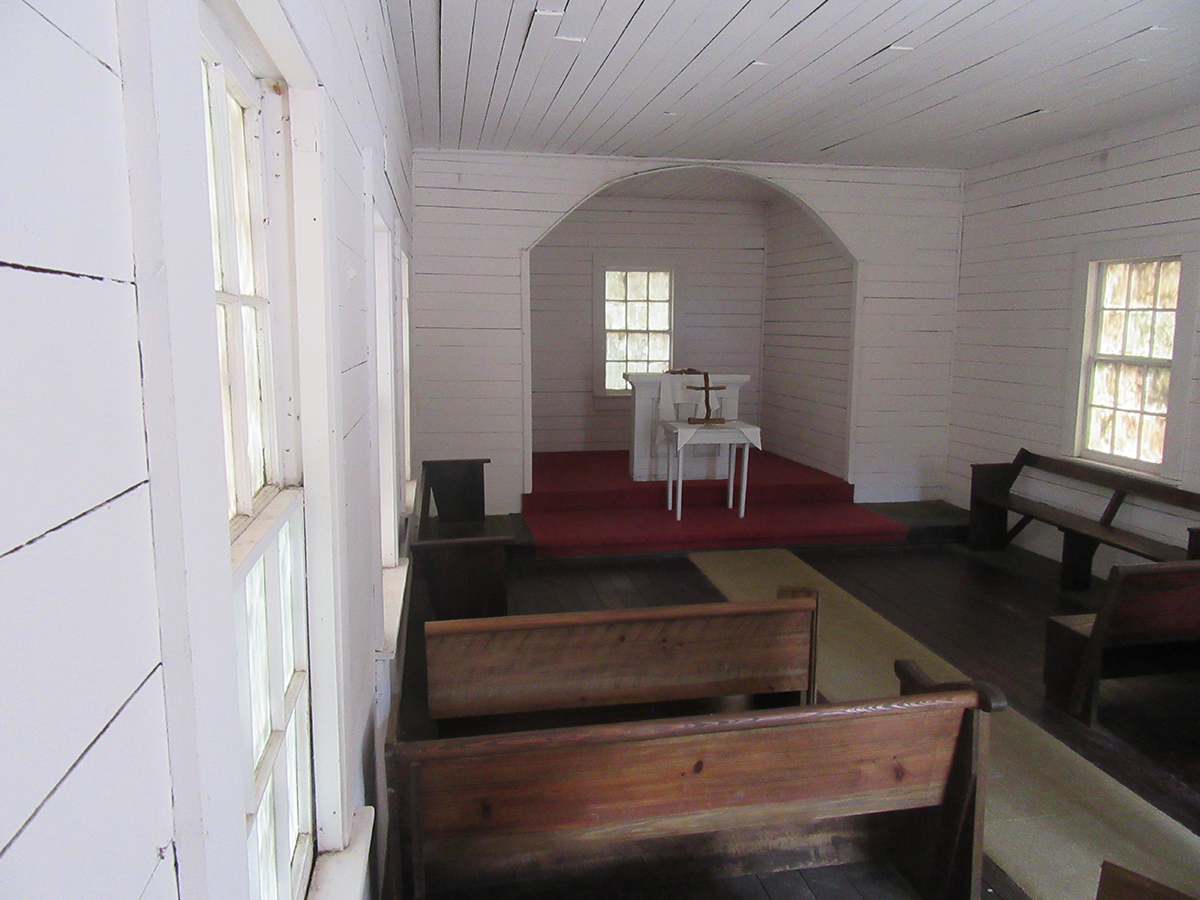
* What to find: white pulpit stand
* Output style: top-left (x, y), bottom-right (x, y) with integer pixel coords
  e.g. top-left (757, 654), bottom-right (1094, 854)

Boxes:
top-left (624, 372), bottom-right (751, 482)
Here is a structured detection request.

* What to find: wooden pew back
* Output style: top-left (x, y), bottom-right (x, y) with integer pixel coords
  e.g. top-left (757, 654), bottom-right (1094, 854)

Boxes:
top-left (425, 596), bottom-right (818, 719)
top-left (394, 661), bottom-right (1004, 899)
top-left (1103, 560), bottom-right (1200, 644)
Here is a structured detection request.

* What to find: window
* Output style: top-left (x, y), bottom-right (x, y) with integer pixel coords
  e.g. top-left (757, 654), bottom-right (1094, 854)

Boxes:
top-left (203, 36), bottom-right (315, 900)
top-left (603, 268), bottom-right (672, 391)
top-left (1081, 257), bottom-right (1182, 468)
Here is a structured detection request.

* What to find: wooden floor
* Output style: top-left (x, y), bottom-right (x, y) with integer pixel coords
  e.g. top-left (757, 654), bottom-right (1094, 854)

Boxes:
top-left (502, 549), bottom-right (1043, 900)
top-left (794, 543), bottom-right (1200, 837)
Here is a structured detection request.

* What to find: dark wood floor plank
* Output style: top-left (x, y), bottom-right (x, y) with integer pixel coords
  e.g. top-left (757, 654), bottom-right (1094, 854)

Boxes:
top-left (794, 543), bottom-right (1200, 835)
top-left (760, 869), bottom-right (819, 900)
top-left (799, 864), bottom-right (866, 899)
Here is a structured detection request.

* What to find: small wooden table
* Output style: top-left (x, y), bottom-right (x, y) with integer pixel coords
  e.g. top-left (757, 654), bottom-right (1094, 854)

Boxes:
top-left (663, 420), bottom-right (762, 520)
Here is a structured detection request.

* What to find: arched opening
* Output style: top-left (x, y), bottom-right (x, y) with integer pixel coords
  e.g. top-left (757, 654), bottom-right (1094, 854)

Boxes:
top-left (527, 165), bottom-right (858, 479)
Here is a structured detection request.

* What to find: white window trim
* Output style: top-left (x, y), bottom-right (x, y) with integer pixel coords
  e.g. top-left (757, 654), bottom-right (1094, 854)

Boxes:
top-left (592, 257), bottom-right (680, 397)
top-left (1066, 237), bottom-right (1200, 483)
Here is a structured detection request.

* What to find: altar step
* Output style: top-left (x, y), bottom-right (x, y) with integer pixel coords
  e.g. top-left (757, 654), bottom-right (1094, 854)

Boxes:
top-left (519, 450), bottom-right (908, 558)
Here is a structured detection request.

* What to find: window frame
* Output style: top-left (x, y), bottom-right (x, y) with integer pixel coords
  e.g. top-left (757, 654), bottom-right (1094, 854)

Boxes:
top-left (1068, 239), bottom-right (1200, 483)
top-left (201, 13), bottom-right (315, 900)
top-left (592, 259), bottom-right (677, 397)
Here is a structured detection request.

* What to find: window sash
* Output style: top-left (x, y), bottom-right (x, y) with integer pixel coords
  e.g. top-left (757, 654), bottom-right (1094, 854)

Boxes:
top-left (602, 268), bottom-right (673, 392)
top-left (234, 491), bottom-right (313, 900)
top-left (1080, 257), bottom-right (1182, 470)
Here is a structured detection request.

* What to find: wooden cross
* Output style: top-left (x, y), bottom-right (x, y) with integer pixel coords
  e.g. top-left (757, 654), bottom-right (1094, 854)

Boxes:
top-left (668, 368), bottom-right (726, 424)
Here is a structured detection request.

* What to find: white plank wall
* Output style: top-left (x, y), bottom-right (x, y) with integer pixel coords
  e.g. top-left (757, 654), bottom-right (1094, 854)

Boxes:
top-left (1, 0), bottom-right (414, 895)
top-left (413, 151), bottom-right (962, 509)
top-left (530, 196), bottom-right (766, 451)
top-left (953, 104), bottom-right (1200, 566)
top-left (0, 4), bottom-right (175, 897)
top-left (761, 201), bottom-right (855, 476)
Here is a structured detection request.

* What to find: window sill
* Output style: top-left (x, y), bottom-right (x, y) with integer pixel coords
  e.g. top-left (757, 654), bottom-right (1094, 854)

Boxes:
top-left (307, 807), bottom-right (374, 900)
top-left (379, 561), bottom-right (409, 659)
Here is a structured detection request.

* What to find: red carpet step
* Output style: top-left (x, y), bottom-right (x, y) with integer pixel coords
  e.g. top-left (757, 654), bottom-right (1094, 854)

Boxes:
top-left (521, 450), bottom-right (907, 557)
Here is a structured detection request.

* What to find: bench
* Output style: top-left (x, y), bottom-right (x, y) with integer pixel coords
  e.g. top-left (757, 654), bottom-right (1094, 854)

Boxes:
top-left (969, 448), bottom-right (1200, 590)
top-left (391, 654), bottom-right (1005, 900)
top-left (407, 458), bottom-right (515, 620)
top-left (1044, 560), bottom-right (1200, 725)
top-left (424, 595), bottom-right (819, 722)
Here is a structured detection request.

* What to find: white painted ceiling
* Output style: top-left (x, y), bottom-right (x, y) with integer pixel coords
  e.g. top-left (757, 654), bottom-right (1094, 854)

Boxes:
top-left (392, 0), bottom-right (1200, 170)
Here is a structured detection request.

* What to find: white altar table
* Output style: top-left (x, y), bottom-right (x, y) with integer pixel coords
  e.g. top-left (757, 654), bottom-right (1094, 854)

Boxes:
top-left (663, 420), bottom-right (762, 520)
top-left (624, 372), bottom-right (750, 481)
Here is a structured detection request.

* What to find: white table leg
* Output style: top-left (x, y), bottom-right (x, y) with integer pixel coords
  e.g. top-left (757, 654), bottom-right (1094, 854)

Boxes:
top-left (726, 444), bottom-right (736, 509)
top-left (738, 441), bottom-right (750, 517)
top-left (666, 443), bottom-right (674, 510)
top-left (675, 443), bottom-right (684, 521)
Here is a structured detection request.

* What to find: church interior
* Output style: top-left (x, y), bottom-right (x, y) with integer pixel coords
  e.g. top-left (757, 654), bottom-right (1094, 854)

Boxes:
top-left (2, 1), bottom-right (1199, 899)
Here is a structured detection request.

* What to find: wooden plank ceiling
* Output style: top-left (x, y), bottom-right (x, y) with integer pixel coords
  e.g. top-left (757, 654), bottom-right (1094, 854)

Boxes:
top-left (392, 0), bottom-right (1200, 169)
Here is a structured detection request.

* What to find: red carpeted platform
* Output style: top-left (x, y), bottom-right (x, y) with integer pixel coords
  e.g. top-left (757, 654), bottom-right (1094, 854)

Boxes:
top-left (520, 450), bottom-right (908, 557)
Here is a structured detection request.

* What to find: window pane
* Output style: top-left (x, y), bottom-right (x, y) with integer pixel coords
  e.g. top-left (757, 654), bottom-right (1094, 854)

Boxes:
top-left (1114, 411), bottom-right (1140, 458)
top-left (242, 306), bottom-right (267, 499)
top-left (1145, 367), bottom-right (1170, 414)
top-left (1091, 361), bottom-right (1116, 407)
top-left (627, 302), bottom-right (648, 330)
top-left (605, 300), bottom-right (626, 330)
top-left (628, 332), bottom-right (649, 361)
top-left (649, 271), bottom-right (670, 301)
top-left (245, 557), bottom-right (271, 762)
top-left (278, 519), bottom-right (296, 681)
top-left (1117, 363), bottom-right (1144, 410)
top-left (1102, 263), bottom-right (1129, 308)
top-left (1141, 415), bottom-right (1166, 464)
top-left (202, 66), bottom-right (224, 292)
top-left (649, 332), bottom-right (670, 362)
top-left (648, 301), bottom-right (669, 331)
top-left (605, 331), bottom-right (626, 361)
top-left (249, 776), bottom-right (280, 900)
top-left (1158, 260), bottom-right (1181, 309)
top-left (217, 305), bottom-right (238, 519)
top-left (1087, 407), bottom-right (1113, 453)
top-left (284, 714), bottom-right (301, 861)
top-left (1125, 311), bottom-right (1152, 357)
top-left (625, 360), bottom-right (648, 374)
top-left (605, 362), bottom-right (626, 391)
top-left (1152, 310), bottom-right (1175, 360)
top-left (647, 360), bottom-right (668, 374)
top-left (627, 270), bottom-right (648, 301)
top-left (227, 91), bottom-right (256, 297)
top-left (605, 270), bottom-right (626, 301)
top-left (1099, 310), bottom-right (1125, 354)
top-left (1129, 261), bottom-right (1157, 309)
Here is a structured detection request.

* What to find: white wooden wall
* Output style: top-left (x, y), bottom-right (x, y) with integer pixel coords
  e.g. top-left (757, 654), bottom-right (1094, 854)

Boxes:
top-left (0, 0), bottom-right (412, 897)
top-left (412, 152), bottom-right (962, 509)
top-left (530, 196), bottom-right (766, 451)
top-left (954, 105), bottom-right (1200, 566)
top-left (762, 200), bottom-right (856, 477)
top-left (0, 2), bottom-right (176, 896)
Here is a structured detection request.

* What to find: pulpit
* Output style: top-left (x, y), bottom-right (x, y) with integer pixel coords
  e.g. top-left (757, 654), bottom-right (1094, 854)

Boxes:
top-left (624, 372), bottom-right (751, 481)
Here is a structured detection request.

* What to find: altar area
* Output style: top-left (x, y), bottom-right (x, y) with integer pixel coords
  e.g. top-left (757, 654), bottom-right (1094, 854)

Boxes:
top-left (519, 449), bottom-right (908, 558)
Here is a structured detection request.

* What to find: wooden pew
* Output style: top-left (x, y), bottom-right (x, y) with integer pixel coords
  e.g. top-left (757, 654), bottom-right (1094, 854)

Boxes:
top-left (407, 458), bottom-right (515, 620)
top-left (424, 595), bottom-right (819, 721)
top-left (969, 448), bottom-right (1200, 590)
top-left (392, 659), bottom-right (1005, 900)
top-left (1044, 560), bottom-right (1200, 724)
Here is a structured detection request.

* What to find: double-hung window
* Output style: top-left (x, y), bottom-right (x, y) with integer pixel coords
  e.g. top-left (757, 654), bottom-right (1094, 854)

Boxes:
top-left (1080, 257), bottom-right (1182, 469)
top-left (203, 33), bottom-right (315, 900)
top-left (602, 268), bottom-right (673, 392)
